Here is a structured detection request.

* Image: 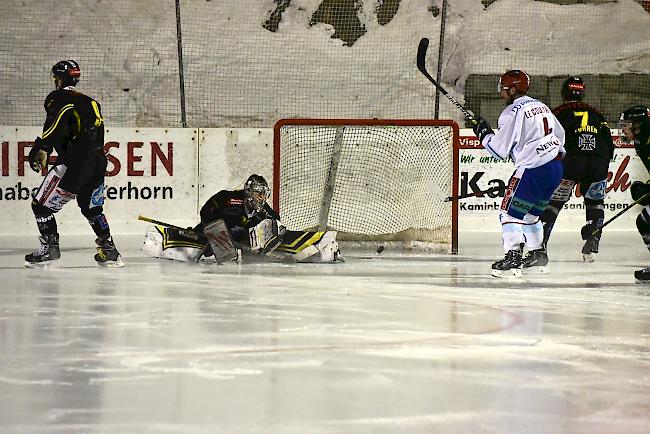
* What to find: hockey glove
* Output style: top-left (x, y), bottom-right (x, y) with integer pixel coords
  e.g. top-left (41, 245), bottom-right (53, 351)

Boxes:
top-left (631, 180), bottom-right (650, 206)
top-left (259, 220), bottom-right (286, 255)
top-left (472, 117), bottom-right (494, 143)
top-left (28, 139), bottom-right (48, 172)
top-left (246, 210), bottom-right (268, 228)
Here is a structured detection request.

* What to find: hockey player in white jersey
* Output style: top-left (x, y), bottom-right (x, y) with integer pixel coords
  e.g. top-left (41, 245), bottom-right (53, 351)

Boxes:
top-left (472, 70), bottom-right (566, 278)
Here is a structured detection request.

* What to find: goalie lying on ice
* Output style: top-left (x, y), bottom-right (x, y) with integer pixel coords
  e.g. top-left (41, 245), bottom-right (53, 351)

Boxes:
top-left (141, 174), bottom-right (343, 264)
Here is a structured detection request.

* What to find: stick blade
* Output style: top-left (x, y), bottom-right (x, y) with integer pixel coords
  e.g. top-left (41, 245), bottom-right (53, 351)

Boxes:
top-left (417, 37), bottom-right (429, 71)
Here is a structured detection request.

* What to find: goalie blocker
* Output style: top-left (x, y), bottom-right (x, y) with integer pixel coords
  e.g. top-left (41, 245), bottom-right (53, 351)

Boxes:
top-left (142, 218), bottom-right (343, 264)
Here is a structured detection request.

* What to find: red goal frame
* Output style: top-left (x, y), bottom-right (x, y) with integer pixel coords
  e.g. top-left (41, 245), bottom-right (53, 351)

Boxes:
top-left (273, 118), bottom-right (460, 253)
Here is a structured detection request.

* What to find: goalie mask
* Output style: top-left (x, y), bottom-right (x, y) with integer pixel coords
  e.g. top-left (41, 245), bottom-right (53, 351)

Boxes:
top-left (52, 60), bottom-right (81, 89)
top-left (619, 105), bottom-right (650, 144)
top-left (244, 174), bottom-right (270, 212)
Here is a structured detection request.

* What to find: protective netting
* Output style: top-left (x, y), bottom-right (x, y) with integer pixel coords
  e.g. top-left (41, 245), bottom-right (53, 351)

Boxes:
top-left (0, 0), bottom-right (181, 127)
top-left (275, 120), bottom-right (457, 250)
top-left (0, 0), bottom-right (648, 127)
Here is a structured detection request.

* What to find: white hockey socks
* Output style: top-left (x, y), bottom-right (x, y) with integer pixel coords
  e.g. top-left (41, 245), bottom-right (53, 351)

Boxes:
top-left (522, 219), bottom-right (544, 251)
top-left (499, 212), bottom-right (524, 251)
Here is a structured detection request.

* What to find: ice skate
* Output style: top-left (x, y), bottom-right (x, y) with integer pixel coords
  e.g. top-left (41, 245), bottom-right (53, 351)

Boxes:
top-left (25, 234), bottom-right (60, 268)
top-left (491, 248), bottom-right (522, 278)
top-left (95, 236), bottom-right (124, 268)
top-left (580, 225), bottom-right (600, 263)
top-left (634, 267), bottom-right (650, 283)
top-left (581, 237), bottom-right (599, 263)
top-left (522, 248), bottom-right (549, 274)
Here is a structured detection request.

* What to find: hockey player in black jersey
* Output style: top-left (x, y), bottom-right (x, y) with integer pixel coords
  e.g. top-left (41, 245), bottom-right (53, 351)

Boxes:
top-left (25, 60), bottom-right (123, 268)
top-left (198, 174), bottom-right (281, 250)
top-left (527, 76), bottom-right (614, 267)
top-left (619, 106), bottom-right (650, 281)
top-left (141, 174), bottom-right (343, 263)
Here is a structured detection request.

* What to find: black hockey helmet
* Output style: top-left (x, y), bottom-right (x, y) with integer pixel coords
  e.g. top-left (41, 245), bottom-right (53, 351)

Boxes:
top-left (244, 174), bottom-right (270, 212)
top-left (561, 76), bottom-right (585, 101)
top-left (619, 105), bottom-right (650, 143)
top-left (51, 60), bottom-right (80, 88)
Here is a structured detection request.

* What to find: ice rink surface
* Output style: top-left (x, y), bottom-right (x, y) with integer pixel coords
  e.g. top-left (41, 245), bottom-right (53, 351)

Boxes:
top-left (0, 230), bottom-right (649, 434)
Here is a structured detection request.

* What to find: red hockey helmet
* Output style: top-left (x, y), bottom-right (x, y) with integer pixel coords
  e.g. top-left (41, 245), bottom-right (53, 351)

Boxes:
top-left (497, 70), bottom-right (530, 95)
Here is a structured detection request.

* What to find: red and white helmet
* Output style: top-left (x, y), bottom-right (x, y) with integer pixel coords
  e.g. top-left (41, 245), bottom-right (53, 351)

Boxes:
top-left (497, 70), bottom-right (530, 94)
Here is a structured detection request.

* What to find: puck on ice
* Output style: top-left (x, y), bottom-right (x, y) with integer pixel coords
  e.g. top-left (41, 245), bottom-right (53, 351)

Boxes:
top-left (377, 245), bottom-right (385, 254)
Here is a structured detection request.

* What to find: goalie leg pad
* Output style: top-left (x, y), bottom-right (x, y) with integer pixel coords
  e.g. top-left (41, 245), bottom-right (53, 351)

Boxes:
top-left (274, 230), bottom-right (343, 263)
top-left (142, 226), bottom-right (205, 262)
top-left (292, 231), bottom-right (342, 263)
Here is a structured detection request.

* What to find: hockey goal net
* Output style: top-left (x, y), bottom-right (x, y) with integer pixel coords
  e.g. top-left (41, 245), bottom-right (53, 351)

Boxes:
top-left (273, 119), bottom-right (459, 253)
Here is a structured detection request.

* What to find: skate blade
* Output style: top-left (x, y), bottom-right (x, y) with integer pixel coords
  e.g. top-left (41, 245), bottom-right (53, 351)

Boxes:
top-left (523, 266), bottom-right (549, 274)
top-left (24, 260), bottom-right (60, 269)
top-left (582, 253), bottom-right (595, 263)
top-left (491, 268), bottom-right (522, 278)
top-left (97, 258), bottom-right (125, 268)
top-left (634, 271), bottom-right (650, 283)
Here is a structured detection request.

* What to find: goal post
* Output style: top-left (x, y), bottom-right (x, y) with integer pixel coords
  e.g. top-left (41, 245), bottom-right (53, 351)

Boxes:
top-left (273, 119), bottom-right (460, 254)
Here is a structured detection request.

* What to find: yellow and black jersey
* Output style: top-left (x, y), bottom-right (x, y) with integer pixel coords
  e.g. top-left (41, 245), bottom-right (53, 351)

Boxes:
top-left (35, 87), bottom-right (105, 164)
top-left (552, 101), bottom-right (614, 160)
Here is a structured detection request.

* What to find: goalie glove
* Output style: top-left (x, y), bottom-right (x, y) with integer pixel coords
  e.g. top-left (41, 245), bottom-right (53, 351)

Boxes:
top-left (249, 218), bottom-right (286, 255)
top-left (261, 221), bottom-right (286, 255)
top-left (28, 139), bottom-right (49, 172)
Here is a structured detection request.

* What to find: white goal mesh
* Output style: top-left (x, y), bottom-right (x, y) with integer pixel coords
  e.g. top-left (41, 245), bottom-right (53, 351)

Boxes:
top-left (273, 119), bottom-right (459, 253)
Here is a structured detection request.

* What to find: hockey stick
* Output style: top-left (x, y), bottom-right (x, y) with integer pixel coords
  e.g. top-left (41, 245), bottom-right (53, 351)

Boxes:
top-left (444, 186), bottom-right (503, 202)
top-left (583, 191), bottom-right (650, 245)
top-left (137, 215), bottom-right (184, 230)
top-left (417, 37), bottom-right (478, 125)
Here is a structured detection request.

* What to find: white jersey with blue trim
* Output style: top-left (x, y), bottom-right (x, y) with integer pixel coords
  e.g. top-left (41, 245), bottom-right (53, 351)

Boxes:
top-left (481, 95), bottom-right (566, 169)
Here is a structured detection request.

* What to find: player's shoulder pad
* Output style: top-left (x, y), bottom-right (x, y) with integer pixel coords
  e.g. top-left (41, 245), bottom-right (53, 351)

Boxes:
top-left (71, 90), bottom-right (94, 104)
top-left (552, 102), bottom-right (573, 116)
top-left (553, 101), bottom-right (603, 118)
top-left (217, 189), bottom-right (245, 207)
top-left (574, 102), bottom-right (604, 117)
top-left (44, 90), bottom-right (61, 110)
top-left (45, 88), bottom-right (79, 113)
